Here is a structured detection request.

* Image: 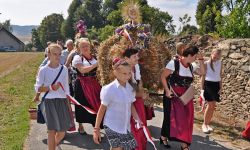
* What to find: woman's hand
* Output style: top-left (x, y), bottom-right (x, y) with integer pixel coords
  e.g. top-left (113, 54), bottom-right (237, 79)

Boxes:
top-left (93, 130), bottom-right (102, 144)
top-left (165, 90), bottom-right (173, 98)
top-left (218, 88), bottom-right (223, 95)
top-left (93, 62), bottom-right (98, 68)
top-left (141, 93), bottom-right (148, 100)
top-left (198, 50), bottom-right (204, 59)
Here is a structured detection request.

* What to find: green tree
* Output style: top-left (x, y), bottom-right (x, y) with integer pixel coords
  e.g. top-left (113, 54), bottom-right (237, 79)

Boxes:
top-left (141, 6), bottom-right (175, 35)
top-left (24, 42), bottom-right (34, 52)
top-left (0, 20), bottom-right (13, 32)
top-left (61, 0), bottom-right (82, 39)
top-left (196, 0), bottom-right (222, 34)
top-left (215, 0), bottom-right (250, 38)
top-left (178, 14), bottom-right (197, 36)
top-left (102, 0), bottom-right (123, 25)
top-left (134, 0), bottom-right (148, 6)
top-left (37, 13), bottom-right (65, 47)
top-left (31, 28), bottom-right (43, 51)
top-left (87, 26), bottom-right (101, 40)
top-left (98, 25), bottom-right (116, 41)
top-left (107, 9), bottom-right (123, 27)
top-left (74, 0), bottom-right (103, 30)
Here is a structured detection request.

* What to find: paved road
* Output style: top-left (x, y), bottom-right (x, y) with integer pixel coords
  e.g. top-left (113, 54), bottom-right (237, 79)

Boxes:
top-left (26, 105), bottom-right (235, 150)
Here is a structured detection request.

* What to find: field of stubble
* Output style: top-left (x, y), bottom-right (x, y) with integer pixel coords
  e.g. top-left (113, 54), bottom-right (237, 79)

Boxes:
top-left (0, 52), bottom-right (41, 78)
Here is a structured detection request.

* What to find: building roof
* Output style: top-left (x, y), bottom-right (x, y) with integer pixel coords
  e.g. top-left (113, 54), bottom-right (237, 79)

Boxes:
top-left (0, 27), bottom-right (24, 45)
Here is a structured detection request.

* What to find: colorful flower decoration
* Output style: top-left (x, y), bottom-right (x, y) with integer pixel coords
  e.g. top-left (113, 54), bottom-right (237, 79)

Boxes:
top-left (76, 20), bottom-right (87, 34)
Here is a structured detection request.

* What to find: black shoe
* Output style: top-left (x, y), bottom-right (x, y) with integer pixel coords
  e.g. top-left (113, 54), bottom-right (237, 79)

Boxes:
top-left (181, 146), bottom-right (190, 150)
top-left (160, 137), bottom-right (171, 148)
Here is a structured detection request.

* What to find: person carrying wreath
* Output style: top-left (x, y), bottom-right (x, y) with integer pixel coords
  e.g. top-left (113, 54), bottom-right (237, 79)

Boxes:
top-left (72, 39), bottom-right (103, 135)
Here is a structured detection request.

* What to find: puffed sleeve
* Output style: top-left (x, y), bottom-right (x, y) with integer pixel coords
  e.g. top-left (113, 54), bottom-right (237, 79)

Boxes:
top-left (72, 55), bottom-right (82, 67)
top-left (100, 86), bottom-right (113, 106)
top-left (165, 60), bottom-right (175, 71)
top-left (63, 66), bottom-right (70, 95)
top-left (131, 91), bottom-right (136, 103)
top-left (191, 62), bottom-right (198, 72)
top-left (135, 64), bottom-right (141, 80)
top-left (34, 67), bottom-right (45, 93)
top-left (39, 57), bottom-right (49, 68)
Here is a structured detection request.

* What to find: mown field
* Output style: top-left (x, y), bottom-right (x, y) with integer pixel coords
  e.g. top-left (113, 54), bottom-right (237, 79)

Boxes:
top-left (0, 52), bottom-right (44, 150)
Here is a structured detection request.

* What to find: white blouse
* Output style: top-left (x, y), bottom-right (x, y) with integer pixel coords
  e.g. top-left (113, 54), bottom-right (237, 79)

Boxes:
top-left (166, 60), bottom-right (198, 77)
top-left (131, 64), bottom-right (141, 83)
top-left (72, 55), bottom-right (97, 67)
top-left (34, 65), bottom-right (69, 98)
top-left (205, 60), bottom-right (222, 82)
top-left (101, 79), bottom-right (136, 134)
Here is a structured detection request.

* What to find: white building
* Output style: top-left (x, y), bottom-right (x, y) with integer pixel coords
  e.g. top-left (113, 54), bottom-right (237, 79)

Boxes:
top-left (0, 27), bottom-right (25, 51)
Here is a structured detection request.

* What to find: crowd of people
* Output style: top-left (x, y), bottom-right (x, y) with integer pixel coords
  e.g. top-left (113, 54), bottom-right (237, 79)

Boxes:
top-left (33, 37), bottom-right (225, 150)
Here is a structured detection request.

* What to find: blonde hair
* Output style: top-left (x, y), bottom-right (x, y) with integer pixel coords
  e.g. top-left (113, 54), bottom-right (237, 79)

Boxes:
top-left (209, 48), bottom-right (222, 72)
top-left (79, 39), bottom-right (90, 46)
top-left (176, 42), bottom-right (186, 56)
top-left (47, 44), bottom-right (62, 53)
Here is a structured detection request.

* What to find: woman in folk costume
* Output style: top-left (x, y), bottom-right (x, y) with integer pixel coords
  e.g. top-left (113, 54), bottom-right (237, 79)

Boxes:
top-left (72, 39), bottom-right (102, 135)
top-left (123, 47), bottom-right (149, 150)
top-left (160, 45), bottom-right (205, 150)
top-left (65, 38), bottom-right (85, 97)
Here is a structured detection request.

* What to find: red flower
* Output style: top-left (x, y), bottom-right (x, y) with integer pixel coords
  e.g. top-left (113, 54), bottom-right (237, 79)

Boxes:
top-left (146, 65), bottom-right (149, 69)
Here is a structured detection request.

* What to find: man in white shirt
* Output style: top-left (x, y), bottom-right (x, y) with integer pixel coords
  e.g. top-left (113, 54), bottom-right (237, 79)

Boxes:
top-left (44, 41), bottom-right (51, 58)
top-left (62, 39), bottom-right (74, 59)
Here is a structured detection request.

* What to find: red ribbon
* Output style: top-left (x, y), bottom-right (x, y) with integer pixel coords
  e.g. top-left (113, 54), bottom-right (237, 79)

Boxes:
top-left (58, 82), bottom-right (97, 114)
top-left (134, 119), bottom-right (157, 150)
top-left (199, 90), bottom-right (205, 113)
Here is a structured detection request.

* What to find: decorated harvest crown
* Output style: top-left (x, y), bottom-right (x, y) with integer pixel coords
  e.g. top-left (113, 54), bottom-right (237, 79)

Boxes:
top-left (96, 0), bottom-right (172, 106)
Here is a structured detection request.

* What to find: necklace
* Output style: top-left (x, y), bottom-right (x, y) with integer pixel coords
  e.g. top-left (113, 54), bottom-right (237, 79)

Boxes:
top-left (82, 54), bottom-right (93, 60)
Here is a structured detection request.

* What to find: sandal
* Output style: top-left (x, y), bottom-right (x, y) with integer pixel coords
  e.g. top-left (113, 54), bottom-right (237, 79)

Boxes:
top-left (78, 128), bottom-right (87, 135)
top-left (181, 146), bottom-right (190, 150)
top-left (160, 137), bottom-right (171, 148)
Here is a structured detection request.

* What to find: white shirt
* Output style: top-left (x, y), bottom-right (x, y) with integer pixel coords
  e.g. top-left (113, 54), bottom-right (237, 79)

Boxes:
top-left (205, 60), bottom-right (221, 82)
top-left (72, 55), bottom-right (97, 76)
top-left (131, 64), bottom-right (141, 83)
top-left (72, 55), bottom-right (97, 67)
top-left (166, 60), bottom-right (198, 77)
top-left (101, 79), bottom-right (136, 134)
top-left (34, 65), bottom-right (69, 98)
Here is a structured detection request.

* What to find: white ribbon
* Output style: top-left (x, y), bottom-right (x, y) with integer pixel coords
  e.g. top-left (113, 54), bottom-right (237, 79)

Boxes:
top-left (134, 119), bottom-right (157, 150)
top-left (199, 90), bottom-right (205, 113)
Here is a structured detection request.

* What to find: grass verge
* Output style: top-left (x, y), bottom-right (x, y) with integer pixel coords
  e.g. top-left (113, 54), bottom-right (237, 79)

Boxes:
top-left (194, 110), bottom-right (250, 149)
top-left (0, 53), bottom-right (43, 150)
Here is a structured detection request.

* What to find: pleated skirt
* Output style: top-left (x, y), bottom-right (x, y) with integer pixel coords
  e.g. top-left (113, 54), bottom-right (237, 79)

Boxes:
top-left (41, 98), bottom-right (75, 132)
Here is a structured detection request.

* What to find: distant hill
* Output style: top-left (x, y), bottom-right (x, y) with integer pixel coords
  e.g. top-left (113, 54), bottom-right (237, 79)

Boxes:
top-left (11, 25), bottom-right (39, 43)
top-left (12, 25), bottom-right (39, 35)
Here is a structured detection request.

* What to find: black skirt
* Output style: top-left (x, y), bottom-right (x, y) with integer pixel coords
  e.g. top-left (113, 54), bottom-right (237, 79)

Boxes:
top-left (74, 78), bottom-right (103, 128)
top-left (204, 80), bottom-right (221, 102)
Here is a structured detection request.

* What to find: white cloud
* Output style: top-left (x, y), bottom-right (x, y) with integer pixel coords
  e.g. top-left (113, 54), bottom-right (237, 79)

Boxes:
top-left (148, 0), bottom-right (187, 7)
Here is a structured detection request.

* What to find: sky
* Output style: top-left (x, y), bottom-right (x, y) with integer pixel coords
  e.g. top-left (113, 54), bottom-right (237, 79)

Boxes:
top-left (0, 0), bottom-right (199, 32)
